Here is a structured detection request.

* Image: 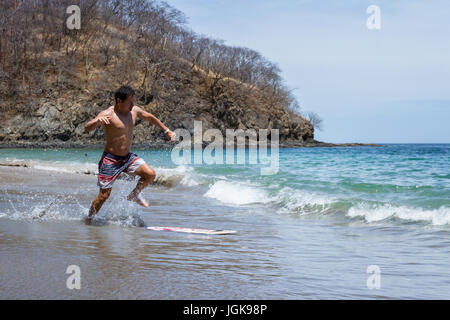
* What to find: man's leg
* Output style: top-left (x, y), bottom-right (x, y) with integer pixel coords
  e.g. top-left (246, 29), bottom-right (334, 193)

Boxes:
top-left (127, 163), bottom-right (156, 207)
top-left (85, 188), bottom-right (112, 224)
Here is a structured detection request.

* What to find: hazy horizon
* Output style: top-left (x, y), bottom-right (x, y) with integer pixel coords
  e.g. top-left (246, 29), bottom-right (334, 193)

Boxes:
top-left (167, 0), bottom-right (450, 144)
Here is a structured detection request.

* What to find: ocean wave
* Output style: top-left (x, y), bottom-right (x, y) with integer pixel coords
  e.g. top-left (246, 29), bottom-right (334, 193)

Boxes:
top-left (203, 181), bottom-right (336, 214)
top-left (271, 187), bottom-right (450, 227)
top-left (347, 203), bottom-right (450, 226)
top-left (275, 187), bottom-right (337, 215)
top-left (154, 165), bottom-right (200, 187)
top-left (340, 181), bottom-right (433, 194)
top-left (275, 189), bottom-right (450, 226)
top-left (204, 180), bottom-right (275, 205)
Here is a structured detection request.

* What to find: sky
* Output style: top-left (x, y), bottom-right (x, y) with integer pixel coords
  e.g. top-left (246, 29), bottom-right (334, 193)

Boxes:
top-left (166, 0), bottom-right (450, 143)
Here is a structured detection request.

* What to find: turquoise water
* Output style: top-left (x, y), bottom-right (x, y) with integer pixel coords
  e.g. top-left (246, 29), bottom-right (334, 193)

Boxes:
top-left (0, 144), bottom-right (449, 299)
top-left (1, 144), bottom-right (449, 225)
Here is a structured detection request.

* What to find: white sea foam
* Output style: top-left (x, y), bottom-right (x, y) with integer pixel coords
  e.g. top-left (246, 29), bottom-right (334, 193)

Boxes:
top-left (204, 180), bottom-right (274, 205)
top-left (275, 187), bottom-right (336, 214)
top-left (3, 200), bottom-right (81, 222)
top-left (154, 165), bottom-right (200, 187)
top-left (347, 203), bottom-right (450, 226)
top-left (92, 204), bottom-right (145, 227)
top-left (203, 180), bottom-right (337, 212)
top-left (1, 192), bottom-right (145, 227)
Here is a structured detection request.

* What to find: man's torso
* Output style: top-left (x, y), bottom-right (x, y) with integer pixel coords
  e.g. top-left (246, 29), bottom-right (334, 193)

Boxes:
top-left (103, 106), bottom-right (138, 156)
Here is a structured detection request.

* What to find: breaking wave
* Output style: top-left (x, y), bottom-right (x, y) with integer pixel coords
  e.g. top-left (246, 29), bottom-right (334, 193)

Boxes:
top-left (202, 180), bottom-right (450, 226)
top-left (347, 203), bottom-right (450, 226)
top-left (204, 180), bottom-right (274, 205)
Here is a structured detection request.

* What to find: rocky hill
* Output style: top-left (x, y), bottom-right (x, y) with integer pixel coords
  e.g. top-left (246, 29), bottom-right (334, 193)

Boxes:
top-left (0, 72), bottom-right (314, 148)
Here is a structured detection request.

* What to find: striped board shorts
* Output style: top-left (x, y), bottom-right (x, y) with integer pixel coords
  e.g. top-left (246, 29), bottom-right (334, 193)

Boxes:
top-left (97, 151), bottom-right (146, 189)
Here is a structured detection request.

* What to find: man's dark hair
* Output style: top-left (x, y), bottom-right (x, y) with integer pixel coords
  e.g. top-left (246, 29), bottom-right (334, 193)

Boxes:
top-left (114, 86), bottom-right (135, 103)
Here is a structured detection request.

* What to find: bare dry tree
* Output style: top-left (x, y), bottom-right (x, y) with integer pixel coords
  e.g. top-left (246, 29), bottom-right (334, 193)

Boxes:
top-left (307, 112), bottom-right (324, 131)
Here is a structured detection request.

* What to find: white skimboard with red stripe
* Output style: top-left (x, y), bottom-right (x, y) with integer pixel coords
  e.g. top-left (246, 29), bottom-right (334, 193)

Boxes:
top-left (147, 226), bottom-right (237, 235)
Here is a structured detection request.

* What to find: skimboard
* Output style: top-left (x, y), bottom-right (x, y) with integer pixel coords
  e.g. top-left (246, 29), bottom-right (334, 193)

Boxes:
top-left (147, 226), bottom-right (237, 235)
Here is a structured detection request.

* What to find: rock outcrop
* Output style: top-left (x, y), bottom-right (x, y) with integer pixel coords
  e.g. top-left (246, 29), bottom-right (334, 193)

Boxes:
top-left (0, 72), bottom-right (315, 148)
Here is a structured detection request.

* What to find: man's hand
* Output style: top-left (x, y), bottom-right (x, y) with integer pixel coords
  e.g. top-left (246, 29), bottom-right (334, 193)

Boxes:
top-left (165, 130), bottom-right (176, 142)
top-left (96, 115), bottom-right (111, 126)
top-left (85, 110), bottom-right (112, 132)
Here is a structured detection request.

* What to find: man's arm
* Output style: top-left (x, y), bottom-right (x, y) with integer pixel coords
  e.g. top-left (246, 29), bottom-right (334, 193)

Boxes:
top-left (135, 106), bottom-right (176, 141)
top-left (84, 109), bottom-right (112, 132)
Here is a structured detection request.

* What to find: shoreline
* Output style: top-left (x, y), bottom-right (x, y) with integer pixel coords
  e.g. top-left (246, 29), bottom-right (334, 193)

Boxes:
top-left (0, 140), bottom-right (384, 149)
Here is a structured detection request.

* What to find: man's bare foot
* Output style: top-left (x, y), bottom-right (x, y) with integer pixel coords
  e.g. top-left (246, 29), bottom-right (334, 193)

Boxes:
top-left (127, 193), bottom-right (149, 207)
top-left (84, 216), bottom-right (93, 225)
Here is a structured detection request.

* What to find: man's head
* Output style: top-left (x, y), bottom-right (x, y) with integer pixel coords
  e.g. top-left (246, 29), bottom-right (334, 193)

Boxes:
top-left (114, 86), bottom-right (135, 113)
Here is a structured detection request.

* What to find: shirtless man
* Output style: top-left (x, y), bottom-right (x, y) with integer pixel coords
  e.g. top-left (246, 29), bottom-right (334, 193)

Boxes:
top-left (84, 85), bottom-right (176, 224)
